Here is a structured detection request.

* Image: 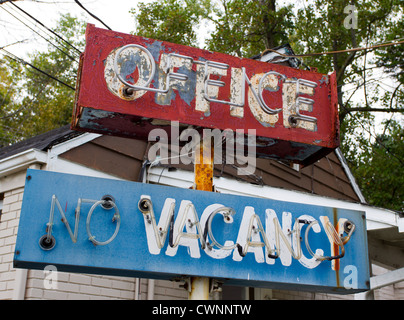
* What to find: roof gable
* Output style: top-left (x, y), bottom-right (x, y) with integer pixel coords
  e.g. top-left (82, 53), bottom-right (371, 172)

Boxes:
top-left (0, 125), bottom-right (83, 160)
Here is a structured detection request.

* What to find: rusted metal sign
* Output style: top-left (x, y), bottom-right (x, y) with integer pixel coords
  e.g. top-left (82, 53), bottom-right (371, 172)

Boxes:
top-left (15, 170), bottom-right (369, 293)
top-left (72, 24), bottom-right (339, 165)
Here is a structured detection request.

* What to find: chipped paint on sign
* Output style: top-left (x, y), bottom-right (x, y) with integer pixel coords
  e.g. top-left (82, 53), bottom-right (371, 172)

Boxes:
top-left (15, 170), bottom-right (370, 293)
top-left (282, 81), bottom-right (316, 132)
top-left (247, 73), bottom-right (279, 127)
top-left (104, 47), bottom-right (148, 101)
top-left (195, 62), bottom-right (228, 115)
top-left (156, 54), bottom-right (197, 106)
top-left (229, 67), bottom-right (244, 118)
top-left (73, 24), bottom-right (340, 166)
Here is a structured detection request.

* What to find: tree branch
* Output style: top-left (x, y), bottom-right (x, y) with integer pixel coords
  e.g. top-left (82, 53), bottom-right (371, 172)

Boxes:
top-left (389, 82), bottom-right (403, 110)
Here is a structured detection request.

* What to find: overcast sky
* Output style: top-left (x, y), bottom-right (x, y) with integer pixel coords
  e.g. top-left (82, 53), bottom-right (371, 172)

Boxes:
top-left (0, 0), bottom-right (302, 58)
top-left (0, 0), bottom-right (153, 57)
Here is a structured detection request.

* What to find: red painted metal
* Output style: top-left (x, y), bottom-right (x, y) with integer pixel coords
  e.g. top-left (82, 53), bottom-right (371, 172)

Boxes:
top-left (72, 24), bottom-right (339, 166)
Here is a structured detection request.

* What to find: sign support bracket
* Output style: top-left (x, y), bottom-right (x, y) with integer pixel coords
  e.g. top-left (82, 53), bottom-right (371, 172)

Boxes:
top-left (188, 136), bottom-right (214, 300)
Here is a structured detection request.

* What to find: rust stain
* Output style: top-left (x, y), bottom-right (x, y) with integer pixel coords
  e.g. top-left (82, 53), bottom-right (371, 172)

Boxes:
top-left (194, 138), bottom-right (214, 192)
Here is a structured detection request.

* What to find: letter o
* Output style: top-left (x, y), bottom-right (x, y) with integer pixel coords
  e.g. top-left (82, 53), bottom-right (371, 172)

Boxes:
top-left (113, 44), bottom-right (156, 90)
top-left (86, 200), bottom-right (121, 246)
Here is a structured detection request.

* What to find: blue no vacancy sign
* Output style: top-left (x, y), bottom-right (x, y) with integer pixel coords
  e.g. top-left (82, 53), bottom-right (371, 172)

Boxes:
top-left (14, 169), bottom-right (370, 293)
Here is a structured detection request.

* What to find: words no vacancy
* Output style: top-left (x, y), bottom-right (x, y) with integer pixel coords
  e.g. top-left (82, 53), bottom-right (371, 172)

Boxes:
top-left (15, 170), bottom-right (370, 293)
top-left (72, 24), bottom-right (339, 166)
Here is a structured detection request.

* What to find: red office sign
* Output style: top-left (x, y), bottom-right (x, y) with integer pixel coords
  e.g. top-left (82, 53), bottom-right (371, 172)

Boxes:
top-left (72, 24), bottom-right (339, 165)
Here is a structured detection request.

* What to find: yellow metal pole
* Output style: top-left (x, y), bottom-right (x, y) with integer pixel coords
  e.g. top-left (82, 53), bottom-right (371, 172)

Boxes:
top-left (188, 137), bottom-right (213, 300)
top-left (194, 137), bottom-right (214, 192)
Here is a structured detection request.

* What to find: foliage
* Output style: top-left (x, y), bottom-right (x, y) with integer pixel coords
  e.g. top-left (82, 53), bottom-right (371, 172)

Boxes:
top-left (294, 0), bottom-right (402, 119)
top-left (132, 0), bottom-right (294, 57)
top-left (349, 119), bottom-right (403, 211)
top-left (205, 0), bottom-right (294, 57)
top-left (0, 2), bottom-right (403, 211)
top-left (131, 0), bottom-right (210, 47)
top-left (0, 13), bottom-right (86, 147)
top-left (0, 56), bottom-right (23, 146)
top-left (292, 0), bottom-right (403, 211)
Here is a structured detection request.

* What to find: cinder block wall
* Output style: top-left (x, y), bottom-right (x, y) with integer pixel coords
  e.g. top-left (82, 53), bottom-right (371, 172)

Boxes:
top-left (0, 186), bottom-right (23, 299)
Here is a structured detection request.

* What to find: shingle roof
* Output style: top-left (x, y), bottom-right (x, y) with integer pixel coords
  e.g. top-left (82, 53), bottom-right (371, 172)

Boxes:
top-left (0, 125), bottom-right (84, 161)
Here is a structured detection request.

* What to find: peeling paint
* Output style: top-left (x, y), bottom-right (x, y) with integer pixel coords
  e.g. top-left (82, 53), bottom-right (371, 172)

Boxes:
top-left (104, 47), bottom-right (148, 101)
top-left (74, 24), bottom-right (340, 166)
top-left (248, 73), bottom-right (279, 127)
top-left (156, 54), bottom-right (196, 106)
top-left (282, 80), bottom-right (317, 132)
top-left (145, 40), bottom-right (164, 61)
top-left (195, 62), bottom-right (227, 114)
top-left (229, 68), bottom-right (244, 118)
top-left (319, 75), bottom-right (329, 86)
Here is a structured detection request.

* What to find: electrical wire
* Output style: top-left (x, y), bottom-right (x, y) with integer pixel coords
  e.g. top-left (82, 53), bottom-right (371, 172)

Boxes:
top-left (0, 5), bottom-right (79, 62)
top-left (8, 1), bottom-right (82, 54)
top-left (73, 0), bottom-right (112, 30)
top-left (3, 2), bottom-right (81, 55)
top-left (1, 48), bottom-right (76, 91)
top-left (261, 39), bottom-right (404, 58)
top-left (0, 39), bottom-right (28, 50)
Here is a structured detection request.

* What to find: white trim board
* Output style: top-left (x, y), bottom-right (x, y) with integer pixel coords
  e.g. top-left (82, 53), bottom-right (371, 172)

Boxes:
top-left (147, 166), bottom-right (403, 233)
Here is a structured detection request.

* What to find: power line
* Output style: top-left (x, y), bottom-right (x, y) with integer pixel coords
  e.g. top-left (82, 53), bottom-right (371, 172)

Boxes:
top-left (73, 0), bottom-right (111, 30)
top-left (2, 2), bottom-right (82, 61)
top-left (261, 39), bottom-right (404, 58)
top-left (1, 48), bottom-right (75, 91)
top-left (0, 39), bottom-right (28, 49)
top-left (8, 1), bottom-right (82, 54)
top-left (0, 4), bottom-right (79, 62)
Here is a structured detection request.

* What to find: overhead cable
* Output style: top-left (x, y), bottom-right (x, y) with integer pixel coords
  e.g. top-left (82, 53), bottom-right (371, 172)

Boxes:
top-left (73, 0), bottom-right (112, 30)
top-left (0, 5), bottom-right (79, 62)
top-left (8, 1), bottom-right (82, 54)
top-left (0, 39), bottom-right (28, 49)
top-left (261, 39), bottom-right (404, 58)
top-left (1, 48), bottom-right (76, 91)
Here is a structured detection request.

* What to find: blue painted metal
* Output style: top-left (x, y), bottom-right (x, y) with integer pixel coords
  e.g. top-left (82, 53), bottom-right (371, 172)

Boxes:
top-left (14, 170), bottom-right (370, 293)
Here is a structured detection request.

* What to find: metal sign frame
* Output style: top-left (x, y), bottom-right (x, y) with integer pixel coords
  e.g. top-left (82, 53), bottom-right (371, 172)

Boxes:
top-left (72, 24), bottom-right (339, 166)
